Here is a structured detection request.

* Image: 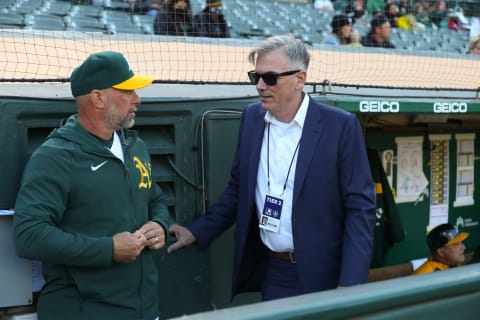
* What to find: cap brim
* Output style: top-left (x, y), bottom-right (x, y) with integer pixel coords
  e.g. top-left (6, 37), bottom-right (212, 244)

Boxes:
top-left (207, 1), bottom-right (223, 6)
top-left (112, 74), bottom-right (154, 91)
top-left (447, 232), bottom-right (469, 246)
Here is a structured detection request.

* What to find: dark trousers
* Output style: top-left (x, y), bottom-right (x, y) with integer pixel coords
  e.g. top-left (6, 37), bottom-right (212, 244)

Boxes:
top-left (261, 255), bottom-right (301, 301)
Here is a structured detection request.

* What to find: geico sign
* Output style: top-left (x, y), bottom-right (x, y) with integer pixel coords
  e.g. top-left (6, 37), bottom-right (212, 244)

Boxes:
top-left (359, 101), bottom-right (400, 112)
top-left (433, 102), bottom-right (467, 113)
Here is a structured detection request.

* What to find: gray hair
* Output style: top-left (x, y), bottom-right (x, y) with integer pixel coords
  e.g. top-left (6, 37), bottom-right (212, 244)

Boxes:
top-left (248, 34), bottom-right (310, 71)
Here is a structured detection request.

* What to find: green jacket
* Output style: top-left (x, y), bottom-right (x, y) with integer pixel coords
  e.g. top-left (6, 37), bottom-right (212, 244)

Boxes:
top-left (14, 115), bottom-right (170, 320)
top-left (366, 0), bottom-right (385, 14)
top-left (367, 148), bottom-right (405, 268)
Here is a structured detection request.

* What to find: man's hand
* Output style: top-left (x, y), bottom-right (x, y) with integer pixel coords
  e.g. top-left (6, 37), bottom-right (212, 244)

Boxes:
top-left (138, 221), bottom-right (166, 250)
top-left (167, 224), bottom-right (196, 253)
top-left (112, 231), bottom-right (146, 263)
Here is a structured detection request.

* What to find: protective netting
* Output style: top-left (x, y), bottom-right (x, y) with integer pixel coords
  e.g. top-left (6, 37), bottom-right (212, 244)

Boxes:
top-left (0, 0), bottom-right (478, 90)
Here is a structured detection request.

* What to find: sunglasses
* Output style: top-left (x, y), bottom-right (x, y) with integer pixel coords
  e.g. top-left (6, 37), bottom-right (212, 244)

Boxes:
top-left (247, 70), bottom-right (300, 86)
top-left (440, 227), bottom-right (459, 241)
top-left (209, 7), bottom-right (222, 13)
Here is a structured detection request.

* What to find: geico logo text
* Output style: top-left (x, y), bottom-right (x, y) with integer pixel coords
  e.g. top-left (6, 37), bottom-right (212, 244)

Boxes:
top-left (359, 101), bottom-right (400, 112)
top-left (433, 102), bottom-right (467, 113)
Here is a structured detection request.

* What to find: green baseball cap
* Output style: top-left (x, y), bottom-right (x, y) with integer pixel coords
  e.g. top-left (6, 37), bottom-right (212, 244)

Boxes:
top-left (70, 51), bottom-right (154, 97)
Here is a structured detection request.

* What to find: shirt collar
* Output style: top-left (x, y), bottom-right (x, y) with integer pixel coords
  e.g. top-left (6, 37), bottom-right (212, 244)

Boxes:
top-left (264, 92), bottom-right (309, 128)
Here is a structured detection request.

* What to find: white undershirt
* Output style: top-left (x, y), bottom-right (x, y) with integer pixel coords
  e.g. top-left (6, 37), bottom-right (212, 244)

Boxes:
top-left (255, 94), bottom-right (309, 252)
top-left (109, 131), bottom-right (124, 163)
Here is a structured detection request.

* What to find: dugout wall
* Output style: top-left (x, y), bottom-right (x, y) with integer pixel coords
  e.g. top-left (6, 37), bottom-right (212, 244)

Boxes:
top-left (0, 87), bottom-right (479, 318)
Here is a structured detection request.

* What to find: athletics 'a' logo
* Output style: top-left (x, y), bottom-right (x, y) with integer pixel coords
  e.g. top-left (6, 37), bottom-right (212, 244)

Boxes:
top-left (133, 156), bottom-right (152, 189)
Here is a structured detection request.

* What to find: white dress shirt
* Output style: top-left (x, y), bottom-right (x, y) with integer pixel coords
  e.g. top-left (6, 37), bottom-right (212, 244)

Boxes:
top-left (255, 94), bottom-right (310, 252)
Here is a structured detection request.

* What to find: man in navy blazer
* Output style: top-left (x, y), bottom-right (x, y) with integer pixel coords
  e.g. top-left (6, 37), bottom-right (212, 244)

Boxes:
top-left (169, 34), bottom-right (376, 300)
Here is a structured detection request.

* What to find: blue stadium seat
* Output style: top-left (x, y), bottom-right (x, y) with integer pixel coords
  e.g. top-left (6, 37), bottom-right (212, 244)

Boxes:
top-left (0, 0), bottom-right (19, 11)
top-left (132, 14), bottom-right (155, 34)
top-left (31, 14), bottom-right (66, 31)
top-left (46, 1), bottom-right (73, 17)
top-left (103, 10), bottom-right (142, 34)
top-left (69, 16), bottom-right (105, 32)
top-left (0, 11), bottom-right (24, 29)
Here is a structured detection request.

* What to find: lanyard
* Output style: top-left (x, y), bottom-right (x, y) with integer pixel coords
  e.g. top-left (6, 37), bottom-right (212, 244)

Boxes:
top-left (267, 122), bottom-right (301, 196)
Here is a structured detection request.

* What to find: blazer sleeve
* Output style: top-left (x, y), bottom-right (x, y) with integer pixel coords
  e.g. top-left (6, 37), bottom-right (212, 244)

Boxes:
top-left (338, 114), bottom-right (376, 286)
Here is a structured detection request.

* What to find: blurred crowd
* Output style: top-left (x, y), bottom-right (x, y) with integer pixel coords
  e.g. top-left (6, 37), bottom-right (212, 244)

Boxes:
top-left (90, 0), bottom-right (230, 37)
top-left (317, 0), bottom-right (480, 54)
top-left (315, 0), bottom-right (478, 33)
top-left (90, 0), bottom-right (479, 54)
top-left (127, 0), bottom-right (229, 37)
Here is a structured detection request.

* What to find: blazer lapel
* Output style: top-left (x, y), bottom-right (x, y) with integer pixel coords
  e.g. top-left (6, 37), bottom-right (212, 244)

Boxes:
top-left (293, 101), bottom-right (324, 204)
top-left (247, 106), bottom-right (266, 204)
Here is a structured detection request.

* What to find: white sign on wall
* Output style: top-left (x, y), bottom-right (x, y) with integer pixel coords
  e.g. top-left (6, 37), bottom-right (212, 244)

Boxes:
top-left (395, 136), bottom-right (429, 203)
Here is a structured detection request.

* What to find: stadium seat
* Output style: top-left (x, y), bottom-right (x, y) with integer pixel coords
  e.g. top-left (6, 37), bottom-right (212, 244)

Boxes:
top-left (31, 14), bottom-right (66, 31)
top-left (0, 0), bottom-right (18, 11)
top-left (10, 0), bottom-right (40, 15)
top-left (0, 12), bottom-right (25, 28)
top-left (72, 4), bottom-right (105, 19)
top-left (45, 1), bottom-right (73, 17)
top-left (107, 0), bottom-right (131, 11)
top-left (69, 16), bottom-right (105, 32)
top-left (132, 14), bottom-right (155, 34)
top-left (300, 32), bottom-right (324, 45)
top-left (190, 0), bottom-right (204, 15)
top-left (103, 10), bottom-right (142, 34)
top-left (394, 39), bottom-right (411, 50)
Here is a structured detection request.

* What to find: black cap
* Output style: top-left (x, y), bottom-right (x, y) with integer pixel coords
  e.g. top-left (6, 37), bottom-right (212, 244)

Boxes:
top-left (331, 14), bottom-right (352, 33)
top-left (370, 15), bottom-right (388, 29)
top-left (427, 223), bottom-right (469, 253)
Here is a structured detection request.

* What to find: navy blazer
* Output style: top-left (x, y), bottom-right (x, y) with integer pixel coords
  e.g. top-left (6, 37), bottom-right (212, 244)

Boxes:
top-left (189, 97), bottom-right (376, 297)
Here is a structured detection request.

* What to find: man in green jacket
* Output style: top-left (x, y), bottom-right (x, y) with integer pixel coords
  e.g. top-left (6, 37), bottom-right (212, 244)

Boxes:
top-left (13, 51), bottom-right (170, 320)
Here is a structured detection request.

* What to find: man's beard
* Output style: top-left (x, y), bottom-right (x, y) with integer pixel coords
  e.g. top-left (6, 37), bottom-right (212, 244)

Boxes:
top-left (105, 104), bottom-right (134, 130)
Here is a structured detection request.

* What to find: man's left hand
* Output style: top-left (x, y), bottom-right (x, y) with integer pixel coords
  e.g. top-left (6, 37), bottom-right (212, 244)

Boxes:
top-left (137, 221), bottom-right (166, 250)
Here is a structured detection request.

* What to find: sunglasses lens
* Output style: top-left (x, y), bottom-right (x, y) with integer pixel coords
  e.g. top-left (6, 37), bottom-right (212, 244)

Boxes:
top-left (261, 73), bottom-right (277, 86)
top-left (248, 71), bottom-right (292, 86)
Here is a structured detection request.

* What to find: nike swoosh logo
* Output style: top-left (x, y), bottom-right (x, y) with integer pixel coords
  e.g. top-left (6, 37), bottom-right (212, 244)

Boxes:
top-left (91, 161), bottom-right (108, 172)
